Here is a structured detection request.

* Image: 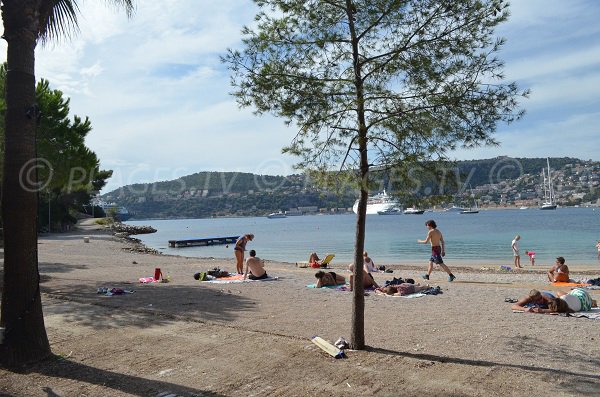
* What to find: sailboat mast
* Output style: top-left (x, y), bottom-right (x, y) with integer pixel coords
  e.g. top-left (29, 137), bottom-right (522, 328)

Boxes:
top-left (542, 168), bottom-right (548, 202)
top-left (547, 158), bottom-right (554, 204)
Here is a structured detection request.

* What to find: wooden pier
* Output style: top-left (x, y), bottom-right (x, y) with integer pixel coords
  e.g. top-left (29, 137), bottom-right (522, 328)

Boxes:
top-left (168, 235), bottom-right (239, 248)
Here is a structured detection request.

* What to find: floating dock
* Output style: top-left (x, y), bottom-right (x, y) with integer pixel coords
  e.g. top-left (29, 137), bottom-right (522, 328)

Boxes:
top-left (168, 235), bottom-right (239, 248)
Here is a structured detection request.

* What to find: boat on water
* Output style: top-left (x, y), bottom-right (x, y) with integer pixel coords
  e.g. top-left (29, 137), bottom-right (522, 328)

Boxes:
top-left (267, 211), bottom-right (287, 219)
top-left (352, 190), bottom-right (401, 215)
top-left (97, 201), bottom-right (132, 221)
top-left (520, 206), bottom-right (529, 210)
top-left (445, 205), bottom-right (467, 212)
top-left (460, 185), bottom-right (479, 214)
top-left (540, 158), bottom-right (557, 210)
top-left (403, 207), bottom-right (425, 215)
top-left (377, 207), bottom-right (403, 215)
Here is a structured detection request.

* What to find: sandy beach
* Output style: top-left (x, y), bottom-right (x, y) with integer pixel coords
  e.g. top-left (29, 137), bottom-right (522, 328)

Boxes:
top-left (1, 221), bottom-right (599, 397)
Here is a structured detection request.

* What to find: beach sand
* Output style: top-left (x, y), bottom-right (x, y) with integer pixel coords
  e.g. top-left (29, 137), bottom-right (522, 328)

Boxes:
top-left (1, 221), bottom-right (599, 396)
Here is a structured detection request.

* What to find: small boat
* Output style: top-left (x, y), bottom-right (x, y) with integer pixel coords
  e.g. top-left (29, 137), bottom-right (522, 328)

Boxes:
top-left (403, 207), bottom-right (425, 215)
top-left (267, 211), bottom-right (286, 219)
top-left (519, 206), bottom-right (528, 210)
top-left (377, 207), bottom-right (402, 215)
top-left (445, 205), bottom-right (467, 212)
top-left (460, 185), bottom-right (479, 214)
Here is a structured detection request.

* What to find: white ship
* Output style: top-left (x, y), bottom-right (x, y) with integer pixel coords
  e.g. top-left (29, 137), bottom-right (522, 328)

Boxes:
top-left (353, 190), bottom-right (401, 215)
top-left (96, 201), bottom-right (131, 221)
top-left (267, 211), bottom-right (287, 219)
top-left (403, 207), bottom-right (425, 215)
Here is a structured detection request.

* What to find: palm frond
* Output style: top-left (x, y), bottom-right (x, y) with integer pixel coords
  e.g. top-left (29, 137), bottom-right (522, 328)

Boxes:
top-left (38, 0), bottom-right (136, 45)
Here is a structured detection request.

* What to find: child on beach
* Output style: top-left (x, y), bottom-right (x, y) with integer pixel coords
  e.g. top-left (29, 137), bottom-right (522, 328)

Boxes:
top-left (526, 251), bottom-right (535, 266)
top-left (417, 220), bottom-right (456, 282)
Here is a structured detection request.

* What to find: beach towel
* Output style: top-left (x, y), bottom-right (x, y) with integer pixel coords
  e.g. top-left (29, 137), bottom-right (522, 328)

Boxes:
top-left (569, 308), bottom-right (600, 320)
top-left (207, 274), bottom-right (278, 283)
top-left (374, 290), bottom-right (427, 299)
top-left (512, 308), bottom-right (600, 320)
top-left (551, 281), bottom-right (591, 287)
top-left (306, 283), bottom-right (349, 289)
top-left (139, 277), bottom-right (160, 283)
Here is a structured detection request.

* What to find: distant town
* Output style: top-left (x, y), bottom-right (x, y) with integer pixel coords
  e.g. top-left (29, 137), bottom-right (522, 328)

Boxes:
top-left (102, 157), bottom-right (600, 219)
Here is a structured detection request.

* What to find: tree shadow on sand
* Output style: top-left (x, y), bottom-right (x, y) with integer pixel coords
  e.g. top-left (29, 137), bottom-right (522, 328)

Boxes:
top-left (369, 343), bottom-right (600, 396)
top-left (39, 280), bottom-right (258, 330)
top-left (4, 355), bottom-right (226, 397)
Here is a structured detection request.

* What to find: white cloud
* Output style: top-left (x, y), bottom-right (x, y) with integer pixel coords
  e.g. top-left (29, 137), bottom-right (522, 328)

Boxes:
top-left (1, 0), bottom-right (599, 193)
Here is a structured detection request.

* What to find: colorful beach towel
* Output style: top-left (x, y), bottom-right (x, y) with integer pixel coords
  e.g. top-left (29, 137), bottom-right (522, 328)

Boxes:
top-left (551, 281), bottom-right (591, 287)
top-left (374, 290), bottom-right (427, 299)
top-left (139, 277), bottom-right (160, 283)
top-left (207, 274), bottom-right (278, 284)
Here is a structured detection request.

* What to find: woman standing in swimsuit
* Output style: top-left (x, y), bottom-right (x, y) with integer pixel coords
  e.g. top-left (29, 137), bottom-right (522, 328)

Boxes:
top-left (234, 234), bottom-right (254, 274)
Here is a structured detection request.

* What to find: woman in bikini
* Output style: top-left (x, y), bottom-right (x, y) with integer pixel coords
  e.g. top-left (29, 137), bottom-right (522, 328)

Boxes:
top-left (234, 234), bottom-right (254, 274)
top-left (315, 270), bottom-right (345, 288)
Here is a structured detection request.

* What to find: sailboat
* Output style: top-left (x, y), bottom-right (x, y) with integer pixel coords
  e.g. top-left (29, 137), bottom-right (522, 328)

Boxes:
top-left (540, 158), bottom-right (557, 210)
top-left (460, 185), bottom-right (479, 214)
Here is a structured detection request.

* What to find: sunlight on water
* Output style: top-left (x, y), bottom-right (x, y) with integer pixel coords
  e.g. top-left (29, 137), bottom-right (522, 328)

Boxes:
top-left (128, 207), bottom-right (600, 267)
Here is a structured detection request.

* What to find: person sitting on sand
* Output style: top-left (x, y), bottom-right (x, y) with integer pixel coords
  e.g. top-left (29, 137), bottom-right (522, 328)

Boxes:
top-left (349, 268), bottom-right (380, 291)
top-left (244, 250), bottom-right (268, 280)
top-left (308, 252), bottom-right (322, 268)
top-left (377, 283), bottom-right (431, 296)
top-left (527, 288), bottom-right (597, 314)
top-left (511, 289), bottom-right (556, 312)
top-left (547, 256), bottom-right (570, 283)
top-left (315, 270), bottom-right (345, 288)
top-left (348, 251), bottom-right (378, 273)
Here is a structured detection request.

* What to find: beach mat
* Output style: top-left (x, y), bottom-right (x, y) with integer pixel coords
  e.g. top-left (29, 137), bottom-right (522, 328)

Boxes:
top-left (551, 281), bottom-right (591, 287)
top-left (374, 290), bottom-right (427, 299)
top-left (512, 308), bottom-right (600, 320)
top-left (306, 283), bottom-right (348, 289)
top-left (207, 274), bottom-right (278, 284)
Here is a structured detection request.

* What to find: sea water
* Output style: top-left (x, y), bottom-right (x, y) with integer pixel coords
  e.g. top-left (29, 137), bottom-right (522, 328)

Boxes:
top-left (127, 207), bottom-right (600, 267)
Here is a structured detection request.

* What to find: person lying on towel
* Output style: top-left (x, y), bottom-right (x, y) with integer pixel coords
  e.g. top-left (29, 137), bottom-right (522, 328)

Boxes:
top-left (377, 283), bottom-right (431, 296)
top-left (527, 288), bottom-right (597, 314)
top-left (244, 250), bottom-right (268, 280)
top-left (315, 270), bottom-right (345, 287)
top-left (511, 289), bottom-right (556, 312)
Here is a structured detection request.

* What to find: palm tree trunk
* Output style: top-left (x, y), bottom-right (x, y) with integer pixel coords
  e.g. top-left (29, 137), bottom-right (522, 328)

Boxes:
top-left (0, 0), bottom-right (51, 366)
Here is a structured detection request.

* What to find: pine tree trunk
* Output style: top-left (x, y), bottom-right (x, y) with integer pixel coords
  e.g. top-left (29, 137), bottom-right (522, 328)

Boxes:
top-left (0, 0), bottom-right (51, 366)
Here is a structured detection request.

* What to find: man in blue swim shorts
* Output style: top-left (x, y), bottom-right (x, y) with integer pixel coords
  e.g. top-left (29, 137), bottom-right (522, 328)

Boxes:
top-left (417, 220), bottom-right (456, 282)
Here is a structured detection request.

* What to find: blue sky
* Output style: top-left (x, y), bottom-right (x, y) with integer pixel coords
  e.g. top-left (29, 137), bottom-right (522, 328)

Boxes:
top-left (1, 0), bottom-right (599, 193)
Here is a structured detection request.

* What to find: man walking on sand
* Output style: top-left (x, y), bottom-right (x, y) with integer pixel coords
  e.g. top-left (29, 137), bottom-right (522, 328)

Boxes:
top-left (418, 220), bottom-right (456, 282)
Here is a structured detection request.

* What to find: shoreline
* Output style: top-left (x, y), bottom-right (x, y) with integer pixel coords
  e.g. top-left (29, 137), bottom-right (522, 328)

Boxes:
top-left (1, 222), bottom-right (599, 396)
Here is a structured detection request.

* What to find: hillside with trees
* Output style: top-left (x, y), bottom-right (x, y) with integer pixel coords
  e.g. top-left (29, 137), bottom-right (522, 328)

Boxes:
top-left (102, 156), bottom-right (600, 219)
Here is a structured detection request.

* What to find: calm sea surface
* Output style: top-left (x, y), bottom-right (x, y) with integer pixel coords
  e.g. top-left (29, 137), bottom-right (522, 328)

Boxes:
top-left (127, 207), bottom-right (600, 268)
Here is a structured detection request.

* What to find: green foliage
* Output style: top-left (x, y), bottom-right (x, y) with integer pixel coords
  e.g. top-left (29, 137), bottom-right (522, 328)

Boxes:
top-left (0, 64), bottom-right (112, 230)
top-left (224, 0), bottom-right (528, 189)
